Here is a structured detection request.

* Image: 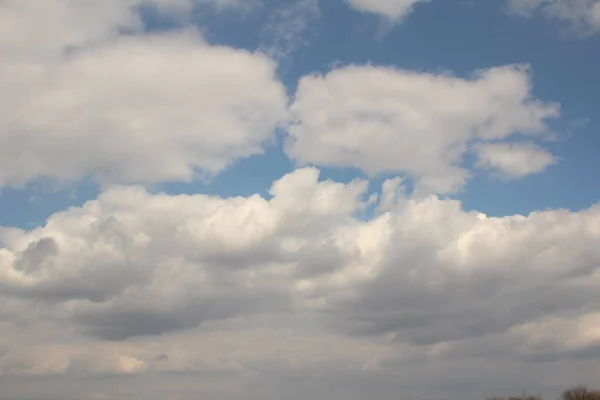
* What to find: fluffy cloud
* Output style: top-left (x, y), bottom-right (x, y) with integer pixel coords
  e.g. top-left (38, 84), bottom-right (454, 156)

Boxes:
top-left (0, 168), bottom-right (368, 339)
top-left (508, 0), bottom-right (600, 34)
top-left (0, 0), bottom-right (237, 61)
top-left (474, 141), bottom-right (558, 178)
top-left (343, 0), bottom-right (429, 21)
top-left (1, 169), bottom-right (599, 348)
top-left (300, 187), bottom-right (600, 349)
top-left (286, 64), bottom-right (559, 193)
top-left (0, 169), bottom-right (599, 397)
top-left (0, 1), bottom-right (286, 188)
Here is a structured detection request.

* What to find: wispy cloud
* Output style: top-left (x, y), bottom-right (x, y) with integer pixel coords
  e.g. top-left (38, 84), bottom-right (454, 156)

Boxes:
top-left (259, 0), bottom-right (321, 65)
top-left (508, 0), bottom-right (600, 35)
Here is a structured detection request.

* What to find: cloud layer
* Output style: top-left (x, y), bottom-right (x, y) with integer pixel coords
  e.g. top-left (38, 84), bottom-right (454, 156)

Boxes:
top-left (0, 169), bottom-right (599, 399)
top-left (0, 1), bottom-right (597, 400)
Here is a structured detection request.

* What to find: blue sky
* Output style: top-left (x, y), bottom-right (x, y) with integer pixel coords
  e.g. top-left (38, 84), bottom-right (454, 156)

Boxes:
top-left (1, 1), bottom-right (600, 400)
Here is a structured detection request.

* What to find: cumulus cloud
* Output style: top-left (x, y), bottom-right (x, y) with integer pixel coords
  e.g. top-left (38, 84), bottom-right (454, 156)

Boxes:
top-left (301, 194), bottom-right (600, 349)
top-left (287, 64), bottom-right (559, 193)
top-left (474, 141), bottom-right (558, 179)
top-left (0, 169), bottom-right (599, 397)
top-left (343, 0), bottom-right (430, 21)
top-left (1, 169), bottom-right (599, 348)
top-left (0, 168), bottom-right (368, 339)
top-left (0, 1), bottom-right (286, 188)
top-left (508, 0), bottom-right (600, 34)
top-left (0, 0), bottom-right (244, 61)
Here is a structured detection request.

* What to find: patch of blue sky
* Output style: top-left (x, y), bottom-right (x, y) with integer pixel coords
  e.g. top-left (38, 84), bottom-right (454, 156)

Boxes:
top-left (0, 179), bottom-right (99, 229)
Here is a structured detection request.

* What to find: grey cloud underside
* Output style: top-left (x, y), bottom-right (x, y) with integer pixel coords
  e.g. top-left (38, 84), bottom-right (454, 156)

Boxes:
top-left (74, 291), bottom-right (290, 340)
top-left (330, 272), bottom-right (597, 344)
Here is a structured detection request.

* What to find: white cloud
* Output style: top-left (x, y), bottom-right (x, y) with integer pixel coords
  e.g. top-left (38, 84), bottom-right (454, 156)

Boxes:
top-left (344, 0), bottom-right (429, 21)
top-left (508, 0), bottom-right (600, 34)
top-left (0, 1), bottom-right (286, 188)
top-left (286, 64), bottom-right (559, 194)
top-left (300, 194), bottom-right (600, 348)
top-left (0, 168), bottom-right (367, 338)
top-left (0, 169), bottom-right (600, 397)
top-left (0, 0), bottom-right (195, 61)
top-left (1, 169), bottom-right (599, 346)
top-left (474, 141), bottom-right (558, 179)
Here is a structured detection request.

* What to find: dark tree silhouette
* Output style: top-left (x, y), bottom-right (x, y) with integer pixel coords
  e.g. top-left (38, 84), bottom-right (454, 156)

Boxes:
top-left (488, 386), bottom-right (600, 400)
top-left (560, 386), bottom-right (600, 400)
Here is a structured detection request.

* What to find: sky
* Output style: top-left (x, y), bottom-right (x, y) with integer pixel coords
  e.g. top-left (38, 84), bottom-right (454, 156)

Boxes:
top-left (0, 0), bottom-right (599, 399)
